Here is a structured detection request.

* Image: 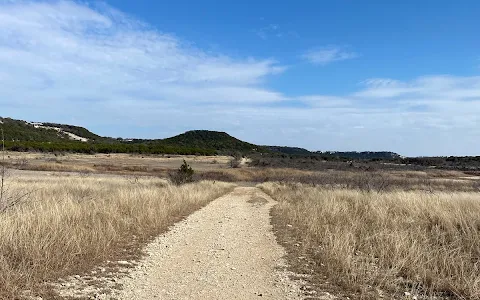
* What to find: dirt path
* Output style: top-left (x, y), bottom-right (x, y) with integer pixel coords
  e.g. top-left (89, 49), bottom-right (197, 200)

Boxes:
top-left (114, 187), bottom-right (302, 300)
top-left (52, 187), bottom-right (303, 299)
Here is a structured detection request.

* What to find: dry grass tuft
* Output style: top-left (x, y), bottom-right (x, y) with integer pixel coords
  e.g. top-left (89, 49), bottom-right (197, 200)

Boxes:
top-left (261, 182), bottom-right (480, 299)
top-left (0, 174), bottom-right (234, 298)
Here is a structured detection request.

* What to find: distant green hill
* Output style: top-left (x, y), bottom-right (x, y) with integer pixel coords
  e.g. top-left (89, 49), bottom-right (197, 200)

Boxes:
top-left (265, 146), bottom-right (312, 155)
top-left (318, 151), bottom-right (401, 160)
top-left (0, 116), bottom-right (401, 158)
top-left (42, 122), bottom-right (109, 142)
top-left (0, 118), bottom-right (265, 155)
top-left (0, 117), bottom-right (84, 142)
top-left (163, 130), bottom-right (266, 154)
top-left (265, 145), bottom-right (401, 160)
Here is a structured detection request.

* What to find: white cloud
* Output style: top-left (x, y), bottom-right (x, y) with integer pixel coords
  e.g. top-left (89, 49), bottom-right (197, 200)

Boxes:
top-left (302, 46), bottom-right (358, 65)
top-left (356, 75), bottom-right (480, 99)
top-left (0, 0), bottom-right (285, 109)
top-left (284, 75), bottom-right (480, 155)
top-left (297, 95), bottom-right (352, 107)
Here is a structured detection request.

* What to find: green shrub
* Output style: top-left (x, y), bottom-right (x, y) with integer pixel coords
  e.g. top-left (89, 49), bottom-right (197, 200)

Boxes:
top-left (169, 160), bottom-right (194, 185)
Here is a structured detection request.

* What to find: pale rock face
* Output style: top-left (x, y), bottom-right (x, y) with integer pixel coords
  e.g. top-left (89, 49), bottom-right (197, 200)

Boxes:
top-left (30, 123), bottom-right (90, 142)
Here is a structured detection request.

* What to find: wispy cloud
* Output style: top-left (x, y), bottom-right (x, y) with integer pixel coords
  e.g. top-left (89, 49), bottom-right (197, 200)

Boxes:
top-left (254, 23), bottom-right (280, 40)
top-left (355, 75), bottom-right (480, 99)
top-left (254, 23), bottom-right (299, 40)
top-left (297, 95), bottom-right (352, 108)
top-left (0, 0), bottom-right (286, 109)
top-left (302, 46), bottom-right (358, 65)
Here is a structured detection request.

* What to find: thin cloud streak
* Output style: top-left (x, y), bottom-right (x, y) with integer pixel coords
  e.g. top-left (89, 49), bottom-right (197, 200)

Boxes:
top-left (302, 46), bottom-right (358, 65)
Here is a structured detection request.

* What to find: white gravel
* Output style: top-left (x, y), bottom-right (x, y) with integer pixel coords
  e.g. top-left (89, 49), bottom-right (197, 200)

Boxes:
top-left (118, 187), bottom-right (302, 300)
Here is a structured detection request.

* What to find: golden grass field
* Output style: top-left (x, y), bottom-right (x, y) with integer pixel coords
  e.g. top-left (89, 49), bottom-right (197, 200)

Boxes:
top-left (4, 152), bottom-right (480, 189)
top-left (1, 152), bottom-right (480, 299)
top-left (0, 173), bottom-right (234, 298)
top-left (4, 152), bottom-right (232, 175)
top-left (260, 182), bottom-right (480, 299)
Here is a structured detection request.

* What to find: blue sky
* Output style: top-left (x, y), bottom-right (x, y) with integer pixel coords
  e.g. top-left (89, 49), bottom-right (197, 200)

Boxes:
top-left (0, 0), bottom-right (479, 156)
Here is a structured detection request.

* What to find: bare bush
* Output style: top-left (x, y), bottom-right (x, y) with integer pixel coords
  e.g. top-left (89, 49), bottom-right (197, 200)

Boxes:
top-left (77, 170), bottom-right (93, 178)
top-left (0, 131), bottom-right (5, 209)
top-left (229, 154), bottom-right (242, 168)
top-left (194, 171), bottom-right (237, 182)
top-left (473, 179), bottom-right (480, 192)
top-left (0, 128), bottom-right (19, 212)
top-left (124, 174), bottom-right (141, 184)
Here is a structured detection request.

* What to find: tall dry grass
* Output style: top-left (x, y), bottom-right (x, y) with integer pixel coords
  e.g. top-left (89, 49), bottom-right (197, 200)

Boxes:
top-left (200, 168), bottom-right (479, 192)
top-left (0, 174), bottom-right (234, 298)
top-left (261, 182), bottom-right (480, 299)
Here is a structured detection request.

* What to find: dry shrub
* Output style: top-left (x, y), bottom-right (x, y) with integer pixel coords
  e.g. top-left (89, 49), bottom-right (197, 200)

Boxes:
top-left (10, 162), bottom-right (96, 173)
top-left (195, 171), bottom-right (238, 182)
top-left (261, 182), bottom-right (480, 299)
top-left (247, 169), bottom-right (477, 192)
top-left (474, 179), bottom-right (480, 192)
top-left (0, 175), bottom-right (234, 298)
top-left (229, 157), bottom-right (241, 168)
top-left (208, 168), bottom-right (475, 192)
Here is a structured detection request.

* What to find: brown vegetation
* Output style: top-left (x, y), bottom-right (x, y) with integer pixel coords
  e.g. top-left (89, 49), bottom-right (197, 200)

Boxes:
top-left (261, 182), bottom-right (480, 299)
top-left (199, 168), bottom-right (479, 192)
top-left (4, 152), bottom-right (479, 191)
top-left (0, 174), bottom-right (234, 298)
top-left (2, 151), bottom-right (480, 299)
top-left (2, 152), bottom-right (231, 175)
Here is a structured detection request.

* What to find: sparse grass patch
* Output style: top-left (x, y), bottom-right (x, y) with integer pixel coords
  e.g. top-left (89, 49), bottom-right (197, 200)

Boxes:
top-left (0, 174), bottom-right (234, 298)
top-left (261, 182), bottom-right (480, 299)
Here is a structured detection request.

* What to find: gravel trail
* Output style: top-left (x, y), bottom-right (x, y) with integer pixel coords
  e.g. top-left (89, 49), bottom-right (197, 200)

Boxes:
top-left (116, 186), bottom-right (303, 300)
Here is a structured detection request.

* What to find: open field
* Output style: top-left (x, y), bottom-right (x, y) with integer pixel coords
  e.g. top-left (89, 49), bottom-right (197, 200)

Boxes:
top-left (3, 152), bottom-right (480, 189)
top-left (260, 182), bottom-right (480, 299)
top-left (0, 173), bottom-right (234, 298)
top-left (1, 152), bottom-right (480, 299)
top-left (3, 152), bottom-right (232, 175)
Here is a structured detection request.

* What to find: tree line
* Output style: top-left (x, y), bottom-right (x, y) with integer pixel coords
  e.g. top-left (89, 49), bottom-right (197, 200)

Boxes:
top-left (4, 141), bottom-right (216, 156)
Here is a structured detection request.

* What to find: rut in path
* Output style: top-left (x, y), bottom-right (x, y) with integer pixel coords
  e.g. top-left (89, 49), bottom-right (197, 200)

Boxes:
top-left (118, 187), bottom-right (302, 300)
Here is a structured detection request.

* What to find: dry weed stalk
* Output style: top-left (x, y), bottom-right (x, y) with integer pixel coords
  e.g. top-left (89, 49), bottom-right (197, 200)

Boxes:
top-left (0, 129), bottom-right (32, 212)
top-left (0, 128), bottom-right (5, 205)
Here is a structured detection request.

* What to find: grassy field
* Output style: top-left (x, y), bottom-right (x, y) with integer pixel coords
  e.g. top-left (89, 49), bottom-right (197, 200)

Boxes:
top-left (260, 182), bottom-right (480, 299)
top-left (3, 152), bottom-right (232, 175)
top-left (4, 152), bottom-right (480, 189)
top-left (2, 152), bottom-right (480, 299)
top-left (0, 173), bottom-right (234, 298)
